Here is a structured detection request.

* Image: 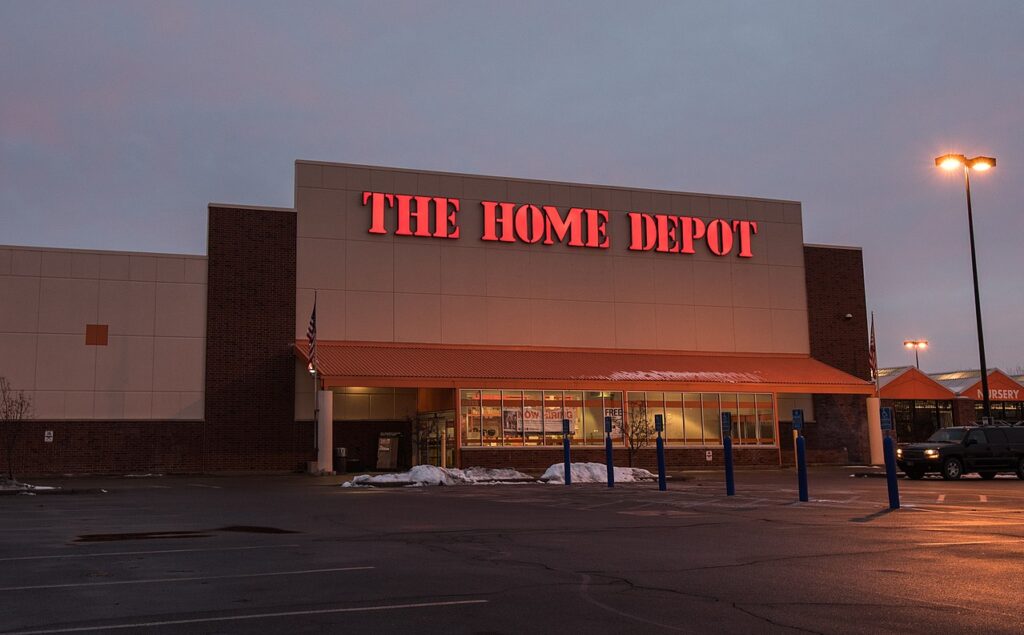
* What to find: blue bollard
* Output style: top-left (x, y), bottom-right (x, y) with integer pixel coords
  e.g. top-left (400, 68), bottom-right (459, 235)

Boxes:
top-left (655, 414), bottom-right (667, 491)
top-left (604, 416), bottom-right (614, 488)
top-left (796, 435), bottom-right (808, 502)
top-left (562, 418), bottom-right (572, 486)
top-left (883, 436), bottom-right (900, 509)
top-left (723, 436), bottom-right (735, 496)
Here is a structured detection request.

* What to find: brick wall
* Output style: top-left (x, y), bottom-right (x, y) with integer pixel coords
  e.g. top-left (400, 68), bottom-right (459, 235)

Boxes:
top-left (204, 206), bottom-right (310, 471)
top-left (803, 245), bottom-right (870, 463)
top-left (459, 446), bottom-right (779, 473)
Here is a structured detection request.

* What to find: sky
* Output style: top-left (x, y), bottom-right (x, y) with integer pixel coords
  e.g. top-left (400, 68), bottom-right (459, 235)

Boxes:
top-left (2, 1), bottom-right (1022, 373)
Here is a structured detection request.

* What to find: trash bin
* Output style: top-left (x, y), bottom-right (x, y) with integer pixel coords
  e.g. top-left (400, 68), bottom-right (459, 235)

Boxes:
top-left (334, 447), bottom-right (347, 474)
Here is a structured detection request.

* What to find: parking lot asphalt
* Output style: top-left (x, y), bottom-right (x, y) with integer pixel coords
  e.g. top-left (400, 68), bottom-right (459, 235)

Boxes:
top-left (2, 467), bottom-right (1024, 634)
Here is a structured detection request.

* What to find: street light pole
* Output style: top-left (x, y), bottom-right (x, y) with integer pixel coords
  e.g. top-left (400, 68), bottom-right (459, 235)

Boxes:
top-left (935, 153), bottom-right (996, 423)
top-left (903, 339), bottom-right (928, 370)
top-left (962, 165), bottom-right (992, 423)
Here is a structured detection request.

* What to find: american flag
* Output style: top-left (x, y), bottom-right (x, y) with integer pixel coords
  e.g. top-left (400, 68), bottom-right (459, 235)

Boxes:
top-left (868, 311), bottom-right (877, 382)
top-left (307, 291), bottom-right (317, 374)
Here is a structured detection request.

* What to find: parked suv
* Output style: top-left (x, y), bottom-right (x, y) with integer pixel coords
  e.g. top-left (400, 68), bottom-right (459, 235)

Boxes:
top-left (896, 426), bottom-right (1024, 480)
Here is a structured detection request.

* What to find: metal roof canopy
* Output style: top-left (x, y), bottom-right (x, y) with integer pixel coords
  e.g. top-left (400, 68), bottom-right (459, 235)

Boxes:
top-left (296, 341), bottom-right (874, 394)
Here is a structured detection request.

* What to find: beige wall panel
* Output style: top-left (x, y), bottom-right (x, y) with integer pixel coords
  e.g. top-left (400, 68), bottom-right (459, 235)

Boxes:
top-left (297, 237), bottom-right (346, 291)
top-left (32, 390), bottom-right (66, 419)
top-left (369, 168), bottom-right (396, 192)
top-left (152, 337), bottom-right (205, 392)
top-left (654, 304), bottom-right (697, 350)
top-left (156, 258), bottom-right (186, 283)
top-left (694, 306), bottom-right (736, 352)
top-left (124, 392), bottom-right (153, 419)
top-left (342, 393), bottom-right (371, 419)
top-left (99, 254), bottom-right (131, 280)
top-left (295, 287), bottom-right (345, 341)
top-left (614, 303), bottom-right (658, 349)
top-left (129, 256), bottom-right (157, 282)
top-left (37, 278), bottom-right (97, 334)
top-left (692, 261), bottom-right (733, 308)
top-left (730, 264), bottom-right (772, 309)
top-left (40, 251), bottom-right (72, 278)
top-left (346, 195), bottom-right (391, 241)
top-left (151, 392), bottom-right (181, 419)
top-left (155, 283), bottom-right (206, 337)
top-left (179, 392), bottom-right (204, 420)
top-left (771, 309), bottom-right (811, 354)
top-left (440, 295), bottom-right (487, 344)
top-left (0, 333), bottom-right (38, 389)
top-left (345, 291), bottom-right (394, 341)
top-left (394, 242), bottom-right (440, 294)
top-left (530, 299), bottom-right (614, 348)
top-left (394, 293), bottom-right (441, 343)
top-left (0, 276), bottom-right (40, 332)
top-left (485, 297), bottom-right (532, 345)
top-left (70, 252), bottom-right (100, 279)
top-left (507, 180), bottom-right (551, 202)
top-left (733, 307), bottom-right (774, 353)
top-left (369, 393), bottom-right (395, 419)
top-left (184, 258), bottom-right (207, 284)
top-left (462, 177), bottom-right (508, 201)
top-left (455, 199), bottom-right (485, 242)
top-left (440, 247), bottom-right (487, 296)
top-left (94, 336), bottom-right (155, 391)
top-left (11, 250), bottom-right (41, 276)
top-left (94, 391), bottom-right (126, 419)
top-left (36, 334), bottom-right (95, 391)
top-left (485, 249), bottom-right (532, 298)
top-left (0, 248), bottom-right (11, 275)
top-left (296, 187), bottom-right (349, 240)
top-left (296, 162), bottom-right (323, 188)
top-left (769, 265), bottom-right (808, 310)
top-left (346, 241), bottom-right (393, 292)
top-left (612, 256), bottom-right (656, 303)
top-left (783, 203), bottom-right (802, 224)
top-left (64, 391), bottom-right (95, 419)
top-left (763, 222), bottom-right (805, 267)
top-left (391, 169), bottom-right (418, 193)
top-left (652, 259), bottom-right (695, 305)
top-left (529, 251), bottom-right (609, 302)
top-left (98, 280), bottom-right (155, 336)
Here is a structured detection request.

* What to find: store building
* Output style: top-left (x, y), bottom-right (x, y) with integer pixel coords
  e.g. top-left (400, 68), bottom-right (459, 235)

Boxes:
top-left (0, 161), bottom-right (874, 476)
top-left (877, 366), bottom-right (1024, 441)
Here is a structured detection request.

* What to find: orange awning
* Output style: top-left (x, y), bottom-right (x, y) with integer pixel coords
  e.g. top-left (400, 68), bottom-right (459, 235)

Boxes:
top-left (296, 341), bottom-right (873, 394)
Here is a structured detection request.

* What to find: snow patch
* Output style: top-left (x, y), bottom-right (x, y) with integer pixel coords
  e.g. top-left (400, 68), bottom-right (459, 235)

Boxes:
top-left (342, 465), bottom-right (533, 487)
top-left (540, 462), bottom-right (656, 484)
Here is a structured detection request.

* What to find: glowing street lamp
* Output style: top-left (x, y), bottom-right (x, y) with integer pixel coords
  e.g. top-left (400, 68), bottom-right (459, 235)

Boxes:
top-left (902, 339), bottom-right (928, 369)
top-left (935, 153), bottom-right (997, 422)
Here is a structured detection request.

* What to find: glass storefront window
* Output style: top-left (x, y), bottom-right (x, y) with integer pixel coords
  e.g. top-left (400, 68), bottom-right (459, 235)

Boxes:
top-left (523, 390), bottom-right (543, 446)
top-left (702, 393), bottom-right (722, 444)
top-left (683, 393), bottom-right (703, 443)
top-left (481, 390), bottom-right (502, 446)
top-left (502, 390), bottom-right (524, 446)
top-left (664, 392), bottom-right (684, 443)
top-left (756, 394), bottom-right (775, 444)
top-left (583, 392), bottom-right (605, 444)
top-left (459, 388), bottom-right (776, 448)
top-left (564, 391), bottom-right (583, 441)
top-left (461, 390), bottom-right (481, 446)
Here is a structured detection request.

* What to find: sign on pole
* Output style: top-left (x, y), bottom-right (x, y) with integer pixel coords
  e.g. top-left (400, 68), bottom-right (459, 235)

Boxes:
top-left (880, 407), bottom-right (894, 431)
top-left (792, 409), bottom-right (804, 431)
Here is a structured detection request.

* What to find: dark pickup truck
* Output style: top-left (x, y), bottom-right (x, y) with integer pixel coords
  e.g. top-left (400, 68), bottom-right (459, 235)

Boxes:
top-left (896, 426), bottom-right (1024, 480)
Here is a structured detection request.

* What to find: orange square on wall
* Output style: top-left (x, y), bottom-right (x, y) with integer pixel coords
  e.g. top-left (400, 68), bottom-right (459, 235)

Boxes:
top-left (85, 324), bottom-right (108, 346)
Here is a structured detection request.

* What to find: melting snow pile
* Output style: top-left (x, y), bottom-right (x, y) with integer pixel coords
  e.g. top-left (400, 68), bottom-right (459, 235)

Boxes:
top-left (540, 462), bottom-right (656, 484)
top-left (343, 465), bottom-right (533, 487)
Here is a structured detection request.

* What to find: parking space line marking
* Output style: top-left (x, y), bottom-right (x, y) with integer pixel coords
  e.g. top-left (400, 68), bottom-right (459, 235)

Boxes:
top-left (186, 484), bottom-right (222, 489)
top-left (979, 494), bottom-right (988, 502)
top-left (4, 599), bottom-right (489, 634)
top-left (937, 494), bottom-right (945, 503)
top-left (0, 566), bottom-right (373, 592)
top-left (0, 544), bottom-right (301, 562)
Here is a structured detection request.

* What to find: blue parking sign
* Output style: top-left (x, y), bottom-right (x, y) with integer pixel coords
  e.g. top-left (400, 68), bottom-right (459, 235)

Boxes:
top-left (792, 409), bottom-right (804, 431)
top-left (721, 412), bottom-right (732, 435)
top-left (880, 407), bottom-right (894, 431)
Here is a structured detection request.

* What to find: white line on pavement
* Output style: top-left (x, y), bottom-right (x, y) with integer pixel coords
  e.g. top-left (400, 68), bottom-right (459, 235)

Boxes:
top-left (0, 543), bottom-right (301, 562)
top-left (0, 566), bottom-right (373, 592)
top-left (186, 484), bottom-right (222, 489)
top-left (937, 494), bottom-right (945, 503)
top-left (5, 599), bottom-right (490, 634)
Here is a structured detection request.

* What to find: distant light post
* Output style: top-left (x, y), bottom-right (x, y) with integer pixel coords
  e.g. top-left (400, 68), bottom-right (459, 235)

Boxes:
top-left (902, 339), bottom-right (928, 369)
top-left (935, 153), bottom-right (996, 422)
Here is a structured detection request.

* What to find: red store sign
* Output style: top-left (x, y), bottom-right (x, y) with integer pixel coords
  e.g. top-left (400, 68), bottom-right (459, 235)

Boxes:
top-left (362, 191), bottom-right (758, 258)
